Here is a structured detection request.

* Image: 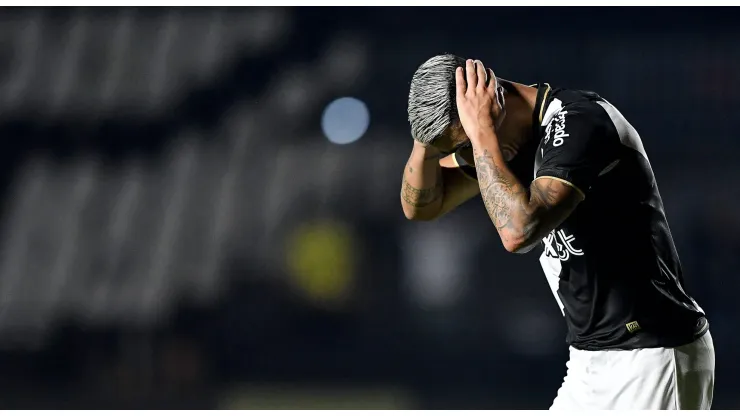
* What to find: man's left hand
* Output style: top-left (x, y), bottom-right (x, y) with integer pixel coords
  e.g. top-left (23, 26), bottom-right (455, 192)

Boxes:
top-left (455, 59), bottom-right (506, 142)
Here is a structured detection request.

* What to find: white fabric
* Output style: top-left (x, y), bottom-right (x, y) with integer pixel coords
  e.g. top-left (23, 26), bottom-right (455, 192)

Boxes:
top-left (550, 331), bottom-right (715, 410)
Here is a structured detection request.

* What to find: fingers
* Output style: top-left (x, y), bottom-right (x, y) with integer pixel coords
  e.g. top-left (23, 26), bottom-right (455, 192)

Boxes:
top-left (487, 68), bottom-right (497, 92)
top-left (455, 67), bottom-right (466, 98)
top-left (485, 68), bottom-right (505, 109)
top-left (458, 59), bottom-right (497, 96)
top-left (465, 59), bottom-right (477, 92)
top-left (475, 60), bottom-right (487, 90)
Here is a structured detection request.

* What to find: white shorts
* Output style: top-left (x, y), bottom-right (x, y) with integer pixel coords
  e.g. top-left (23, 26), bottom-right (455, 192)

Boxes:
top-left (550, 331), bottom-right (715, 410)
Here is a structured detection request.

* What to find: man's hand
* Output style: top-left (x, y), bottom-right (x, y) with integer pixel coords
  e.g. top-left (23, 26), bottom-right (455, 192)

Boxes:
top-left (400, 141), bottom-right (482, 221)
top-left (454, 59), bottom-right (583, 253)
top-left (455, 59), bottom-right (506, 141)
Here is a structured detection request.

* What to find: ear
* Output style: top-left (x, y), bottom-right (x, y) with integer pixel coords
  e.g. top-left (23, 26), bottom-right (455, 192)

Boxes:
top-left (449, 120), bottom-right (470, 146)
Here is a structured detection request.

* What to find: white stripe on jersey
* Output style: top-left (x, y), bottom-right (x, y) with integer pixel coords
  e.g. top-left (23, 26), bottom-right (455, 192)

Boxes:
top-left (596, 100), bottom-right (650, 162)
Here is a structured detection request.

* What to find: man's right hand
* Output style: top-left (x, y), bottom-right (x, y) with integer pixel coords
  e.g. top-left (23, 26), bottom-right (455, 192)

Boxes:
top-left (401, 141), bottom-right (481, 221)
top-left (400, 142), bottom-right (444, 220)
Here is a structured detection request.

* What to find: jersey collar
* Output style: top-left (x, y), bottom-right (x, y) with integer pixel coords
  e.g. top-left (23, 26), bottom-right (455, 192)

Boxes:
top-left (531, 83), bottom-right (551, 140)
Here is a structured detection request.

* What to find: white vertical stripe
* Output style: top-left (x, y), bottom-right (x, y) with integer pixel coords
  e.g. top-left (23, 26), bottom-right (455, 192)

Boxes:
top-left (541, 98), bottom-right (564, 127)
top-left (596, 100), bottom-right (650, 163)
top-left (540, 253), bottom-right (565, 315)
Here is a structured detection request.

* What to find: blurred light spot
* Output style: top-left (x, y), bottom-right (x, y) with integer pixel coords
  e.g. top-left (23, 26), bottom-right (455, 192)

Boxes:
top-left (321, 97), bottom-right (370, 145)
top-left (403, 225), bottom-right (467, 310)
top-left (285, 221), bottom-right (356, 308)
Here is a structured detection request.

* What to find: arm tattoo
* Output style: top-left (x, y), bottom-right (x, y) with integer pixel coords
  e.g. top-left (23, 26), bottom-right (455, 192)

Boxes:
top-left (474, 147), bottom-right (579, 249)
top-left (473, 148), bottom-right (530, 233)
top-left (530, 178), bottom-right (560, 209)
top-left (401, 170), bottom-right (443, 208)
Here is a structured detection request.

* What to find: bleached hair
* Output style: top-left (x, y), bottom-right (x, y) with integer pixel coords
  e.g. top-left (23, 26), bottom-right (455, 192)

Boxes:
top-left (407, 54), bottom-right (466, 145)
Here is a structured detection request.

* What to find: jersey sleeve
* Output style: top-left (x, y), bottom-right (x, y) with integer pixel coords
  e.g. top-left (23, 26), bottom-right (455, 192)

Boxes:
top-left (535, 103), bottom-right (615, 197)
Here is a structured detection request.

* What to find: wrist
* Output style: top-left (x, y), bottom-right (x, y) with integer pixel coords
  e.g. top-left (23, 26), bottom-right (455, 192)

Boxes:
top-left (469, 128), bottom-right (499, 147)
top-left (412, 141), bottom-right (442, 160)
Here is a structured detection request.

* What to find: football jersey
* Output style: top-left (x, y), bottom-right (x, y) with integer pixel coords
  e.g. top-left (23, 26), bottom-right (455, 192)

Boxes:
top-left (454, 84), bottom-right (707, 350)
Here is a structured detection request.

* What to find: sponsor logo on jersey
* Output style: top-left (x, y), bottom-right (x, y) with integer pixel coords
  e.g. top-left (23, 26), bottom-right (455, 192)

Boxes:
top-left (542, 229), bottom-right (583, 261)
top-left (543, 109), bottom-right (569, 147)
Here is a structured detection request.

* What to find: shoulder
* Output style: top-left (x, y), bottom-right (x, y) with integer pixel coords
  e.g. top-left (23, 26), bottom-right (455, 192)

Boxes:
top-left (544, 89), bottom-right (612, 126)
top-left (542, 103), bottom-right (606, 150)
top-left (540, 92), bottom-right (617, 152)
top-left (535, 92), bottom-right (622, 194)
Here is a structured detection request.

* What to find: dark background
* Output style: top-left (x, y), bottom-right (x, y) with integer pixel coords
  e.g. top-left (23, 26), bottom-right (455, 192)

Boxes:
top-left (0, 6), bottom-right (737, 409)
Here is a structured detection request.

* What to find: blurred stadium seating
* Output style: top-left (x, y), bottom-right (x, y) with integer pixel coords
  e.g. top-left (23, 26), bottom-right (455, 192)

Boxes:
top-left (0, 6), bottom-right (737, 410)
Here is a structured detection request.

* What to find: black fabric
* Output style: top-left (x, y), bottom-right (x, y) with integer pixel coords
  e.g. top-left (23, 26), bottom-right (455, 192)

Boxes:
top-left (463, 84), bottom-right (707, 350)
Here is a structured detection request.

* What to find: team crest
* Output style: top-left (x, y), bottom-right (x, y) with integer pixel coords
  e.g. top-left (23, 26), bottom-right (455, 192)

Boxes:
top-left (543, 229), bottom-right (583, 261)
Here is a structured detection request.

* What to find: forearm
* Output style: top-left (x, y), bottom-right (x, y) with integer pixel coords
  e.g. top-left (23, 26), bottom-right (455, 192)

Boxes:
top-left (470, 132), bottom-right (541, 251)
top-left (452, 59), bottom-right (580, 251)
top-left (401, 142), bottom-right (444, 220)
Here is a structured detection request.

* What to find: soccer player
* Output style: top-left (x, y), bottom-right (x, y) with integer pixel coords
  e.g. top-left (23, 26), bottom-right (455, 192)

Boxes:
top-left (401, 55), bottom-right (715, 410)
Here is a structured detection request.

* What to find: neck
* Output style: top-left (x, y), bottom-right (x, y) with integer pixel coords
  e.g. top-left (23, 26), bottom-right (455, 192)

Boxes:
top-left (495, 80), bottom-right (539, 157)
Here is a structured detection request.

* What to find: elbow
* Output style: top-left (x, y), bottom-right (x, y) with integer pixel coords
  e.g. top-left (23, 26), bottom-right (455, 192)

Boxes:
top-left (502, 238), bottom-right (526, 254)
top-left (500, 228), bottom-right (539, 254)
top-left (402, 206), bottom-right (439, 222)
top-left (400, 194), bottom-right (442, 221)
top-left (504, 240), bottom-right (535, 254)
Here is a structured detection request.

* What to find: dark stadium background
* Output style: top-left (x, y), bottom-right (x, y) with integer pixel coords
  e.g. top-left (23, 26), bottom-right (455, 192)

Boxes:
top-left (0, 6), bottom-right (737, 409)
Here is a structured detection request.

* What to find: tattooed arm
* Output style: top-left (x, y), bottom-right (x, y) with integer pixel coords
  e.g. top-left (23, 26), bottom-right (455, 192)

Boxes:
top-left (401, 141), bottom-right (480, 221)
top-left (452, 59), bottom-right (583, 252)
top-left (471, 134), bottom-right (583, 253)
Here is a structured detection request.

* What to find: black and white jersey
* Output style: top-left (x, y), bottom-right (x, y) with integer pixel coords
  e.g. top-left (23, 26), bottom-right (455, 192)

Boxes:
top-left (455, 84), bottom-right (707, 350)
